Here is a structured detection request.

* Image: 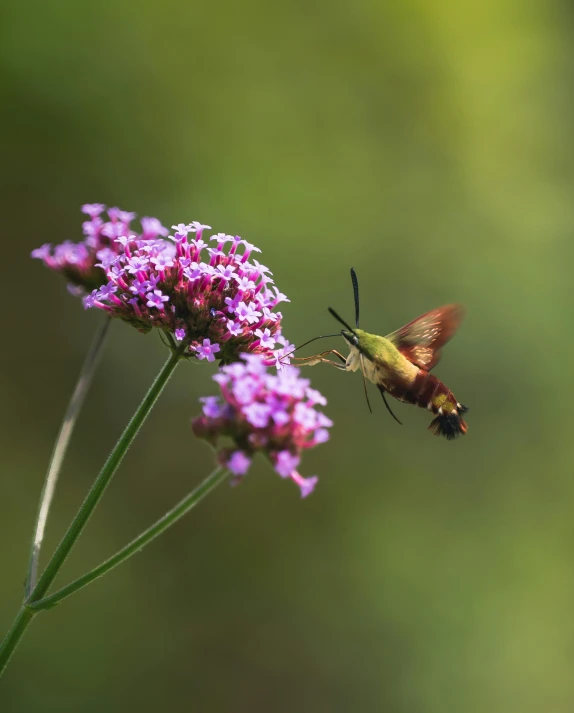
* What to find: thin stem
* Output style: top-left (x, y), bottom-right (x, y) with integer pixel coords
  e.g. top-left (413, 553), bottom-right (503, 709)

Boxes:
top-left (0, 607), bottom-right (36, 678)
top-left (0, 347), bottom-right (183, 679)
top-left (30, 347), bottom-right (183, 603)
top-left (26, 316), bottom-right (112, 596)
top-left (30, 467), bottom-right (228, 610)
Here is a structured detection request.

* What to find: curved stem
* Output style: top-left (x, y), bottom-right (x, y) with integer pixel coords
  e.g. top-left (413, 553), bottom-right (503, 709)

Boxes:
top-left (26, 316), bottom-right (112, 596)
top-left (29, 348), bottom-right (183, 605)
top-left (30, 467), bottom-right (228, 611)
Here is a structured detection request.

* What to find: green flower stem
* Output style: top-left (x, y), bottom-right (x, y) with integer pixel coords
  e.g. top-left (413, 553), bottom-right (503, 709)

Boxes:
top-left (30, 466), bottom-right (228, 611)
top-left (0, 608), bottom-right (36, 677)
top-left (0, 346), bottom-right (183, 679)
top-left (26, 316), bottom-right (112, 596)
top-left (31, 347), bottom-right (183, 600)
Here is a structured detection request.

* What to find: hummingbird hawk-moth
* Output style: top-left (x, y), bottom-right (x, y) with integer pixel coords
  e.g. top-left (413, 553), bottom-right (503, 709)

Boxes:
top-left (289, 269), bottom-right (468, 439)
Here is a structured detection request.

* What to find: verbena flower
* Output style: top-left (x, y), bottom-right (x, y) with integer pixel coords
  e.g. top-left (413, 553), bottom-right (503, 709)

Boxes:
top-left (83, 222), bottom-right (291, 365)
top-left (192, 355), bottom-right (333, 497)
top-left (31, 204), bottom-right (168, 295)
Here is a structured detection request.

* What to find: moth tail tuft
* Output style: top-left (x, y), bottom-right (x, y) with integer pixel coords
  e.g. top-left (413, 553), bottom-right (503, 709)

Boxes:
top-left (429, 404), bottom-right (468, 440)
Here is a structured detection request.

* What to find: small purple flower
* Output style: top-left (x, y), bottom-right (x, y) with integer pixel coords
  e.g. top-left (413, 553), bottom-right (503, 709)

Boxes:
top-left (126, 256), bottom-right (150, 274)
top-left (235, 301), bottom-right (261, 325)
top-left (224, 294), bottom-right (243, 314)
top-left (189, 221), bottom-right (212, 233)
top-left (254, 328), bottom-right (275, 349)
top-left (227, 451), bottom-right (252, 476)
top-left (146, 290), bottom-right (169, 309)
top-left (207, 247), bottom-right (226, 261)
top-left (114, 235), bottom-right (133, 248)
top-left (102, 222), bottom-right (129, 240)
top-left (117, 210), bottom-right (136, 224)
top-left (172, 223), bottom-right (190, 235)
top-left (271, 409), bottom-right (290, 426)
top-left (54, 241), bottom-right (87, 265)
top-left (274, 451), bottom-right (301, 478)
top-left (192, 355), bottom-right (332, 497)
top-left (151, 253), bottom-right (175, 270)
top-left (95, 247), bottom-right (117, 269)
top-left (226, 320), bottom-right (243, 337)
top-left (140, 274), bottom-right (161, 292)
top-left (200, 396), bottom-right (226, 418)
top-left (67, 284), bottom-right (84, 297)
top-left (195, 339), bottom-right (221, 362)
top-left (82, 203), bottom-right (106, 218)
top-left (293, 402), bottom-right (318, 430)
top-left (313, 428), bottom-right (330, 444)
top-left (175, 328), bottom-right (186, 341)
top-left (97, 282), bottom-right (118, 301)
top-left (306, 387), bottom-right (327, 406)
top-left (183, 263), bottom-right (202, 281)
top-left (83, 219), bottom-right (103, 240)
top-left (272, 287), bottom-right (290, 305)
top-left (238, 240), bottom-right (262, 262)
top-left (272, 369), bottom-right (309, 399)
top-left (316, 413), bottom-right (334, 428)
top-left (251, 259), bottom-right (272, 275)
top-left (216, 264), bottom-right (236, 281)
top-left (210, 232), bottom-right (235, 246)
top-left (129, 281), bottom-right (146, 297)
top-left (31, 244), bottom-right (51, 260)
top-left (239, 353), bottom-right (269, 376)
top-left (141, 217), bottom-right (169, 238)
top-left (232, 375), bottom-right (261, 405)
top-left (199, 263), bottom-right (217, 277)
top-left (191, 238), bottom-right (208, 253)
top-left (290, 473), bottom-right (318, 499)
top-left (243, 402), bottom-right (272, 428)
top-left (269, 335), bottom-right (296, 369)
top-left (233, 275), bottom-right (257, 292)
top-left (83, 290), bottom-right (98, 309)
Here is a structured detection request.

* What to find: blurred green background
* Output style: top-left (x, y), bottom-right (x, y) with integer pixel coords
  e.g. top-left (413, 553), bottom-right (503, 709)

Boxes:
top-left (2, 0), bottom-right (574, 711)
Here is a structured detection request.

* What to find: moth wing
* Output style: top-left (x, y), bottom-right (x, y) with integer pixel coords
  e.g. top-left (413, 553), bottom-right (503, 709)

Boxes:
top-left (385, 304), bottom-right (464, 371)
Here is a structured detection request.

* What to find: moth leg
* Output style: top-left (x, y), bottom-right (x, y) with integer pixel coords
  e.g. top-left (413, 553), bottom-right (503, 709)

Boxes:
top-left (330, 350), bottom-right (347, 364)
top-left (286, 350), bottom-right (347, 370)
top-left (359, 353), bottom-right (373, 413)
top-left (377, 386), bottom-right (403, 425)
top-left (289, 357), bottom-right (347, 370)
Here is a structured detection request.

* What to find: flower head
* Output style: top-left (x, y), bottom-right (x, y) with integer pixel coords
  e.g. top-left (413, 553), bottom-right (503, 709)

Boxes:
top-left (82, 217), bottom-right (291, 365)
top-left (192, 356), bottom-right (332, 497)
top-left (31, 204), bottom-right (168, 296)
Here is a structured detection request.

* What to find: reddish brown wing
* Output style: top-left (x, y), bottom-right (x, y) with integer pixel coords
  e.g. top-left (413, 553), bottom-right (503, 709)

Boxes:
top-left (385, 304), bottom-right (464, 371)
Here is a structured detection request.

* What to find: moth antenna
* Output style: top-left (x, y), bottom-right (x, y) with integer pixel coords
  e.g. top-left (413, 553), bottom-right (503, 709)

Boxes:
top-left (380, 388), bottom-right (403, 425)
top-left (359, 354), bottom-right (373, 414)
top-left (350, 267), bottom-right (360, 328)
top-left (328, 307), bottom-right (356, 334)
top-left (281, 333), bottom-right (341, 360)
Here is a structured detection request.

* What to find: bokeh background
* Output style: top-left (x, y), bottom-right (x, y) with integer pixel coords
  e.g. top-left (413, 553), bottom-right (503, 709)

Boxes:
top-left (2, 1), bottom-right (574, 711)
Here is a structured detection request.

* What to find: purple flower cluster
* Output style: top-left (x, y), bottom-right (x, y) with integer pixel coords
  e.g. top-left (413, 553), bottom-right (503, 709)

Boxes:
top-left (83, 221), bottom-right (291, 365)
top-left (192, 355), bottom-right (332, 497)
top-left (32, 204), bottom-right (168, 295)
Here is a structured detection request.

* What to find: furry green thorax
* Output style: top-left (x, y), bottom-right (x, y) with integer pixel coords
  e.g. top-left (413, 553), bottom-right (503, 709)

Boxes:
top-left (341, 328), bottom-right (401, 365)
